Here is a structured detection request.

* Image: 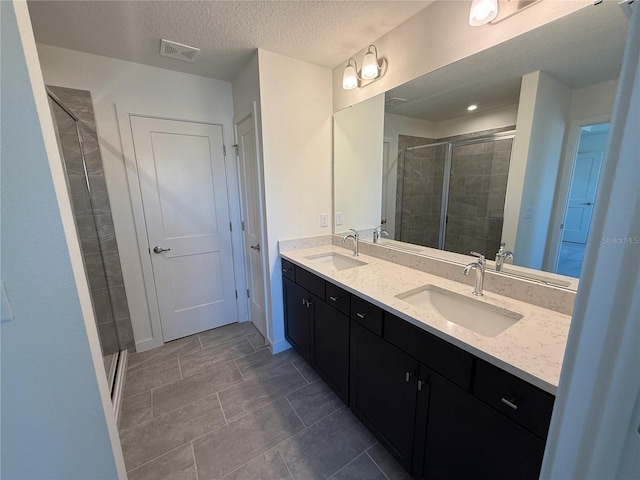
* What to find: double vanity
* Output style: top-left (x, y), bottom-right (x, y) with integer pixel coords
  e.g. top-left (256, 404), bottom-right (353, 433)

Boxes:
top-left (280, 236), bottom-right (572, 479)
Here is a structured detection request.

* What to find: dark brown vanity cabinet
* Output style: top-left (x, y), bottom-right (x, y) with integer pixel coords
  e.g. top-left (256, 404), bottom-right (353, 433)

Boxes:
top-left (282, 260), bottom-right (554, 480)
top-left (350, 320), bottom-right (418, 471)
top-left (413, 365), bottom-right (546, 480)
top-left (282, 260), bottom-right (350, 402)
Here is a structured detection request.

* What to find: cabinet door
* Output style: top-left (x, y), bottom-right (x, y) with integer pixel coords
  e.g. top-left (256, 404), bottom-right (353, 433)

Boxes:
top-left (419, 368), bottom-right (545, 480)
top-left (350, 321), bottom-right (418, 471)
top-left (312, 296), bottom-right (349, 402)
top-left (283, 277), bottom-right (311, 361)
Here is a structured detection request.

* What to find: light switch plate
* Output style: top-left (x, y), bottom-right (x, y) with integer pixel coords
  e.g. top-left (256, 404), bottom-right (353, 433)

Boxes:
top-left (320, 213), bottom-right (329, 228)
top-left (336, 212), bottom-right (343, 226)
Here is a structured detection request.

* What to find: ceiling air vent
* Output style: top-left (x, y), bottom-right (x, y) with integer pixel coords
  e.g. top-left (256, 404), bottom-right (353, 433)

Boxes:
top-left (385, 97), bottom-right (408, 108)
top-left (160, 39), bottom-right (200, 63)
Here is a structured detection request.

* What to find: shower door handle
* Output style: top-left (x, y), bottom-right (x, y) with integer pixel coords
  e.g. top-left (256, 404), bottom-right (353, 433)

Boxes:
top-left (153, 246), bottom-right (171, 254)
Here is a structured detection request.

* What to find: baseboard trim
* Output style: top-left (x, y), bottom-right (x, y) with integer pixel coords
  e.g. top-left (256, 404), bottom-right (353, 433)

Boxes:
top-left (270, 339), bottom-right (292, 355)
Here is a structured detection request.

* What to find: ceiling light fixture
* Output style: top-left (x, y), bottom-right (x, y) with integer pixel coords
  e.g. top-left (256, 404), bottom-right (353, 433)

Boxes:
top-left (342, 45), bottom-right (387, 90)
top-left (467, 104), bottom-right (478, 111)
top-left (469, 0), bottom-right (499, 26)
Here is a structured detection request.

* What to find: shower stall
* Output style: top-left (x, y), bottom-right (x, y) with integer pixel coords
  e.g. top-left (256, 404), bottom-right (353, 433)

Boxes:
top-left (396, 131), bottom-right (515, 259)
top-left (47, 86), bottom-right (132, 413)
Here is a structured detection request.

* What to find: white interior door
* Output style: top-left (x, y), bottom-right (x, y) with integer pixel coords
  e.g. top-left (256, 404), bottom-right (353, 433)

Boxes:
top-left (563, 152), bottom-right (603, 244)
top-left (236, 115), bottom-right (267, 339)
top-left (130, 116), bottom-right (237, 341)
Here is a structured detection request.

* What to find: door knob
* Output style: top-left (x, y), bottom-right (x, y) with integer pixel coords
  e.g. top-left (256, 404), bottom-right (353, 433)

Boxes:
top-left (153, 246), bottom-right (171, 254)
top-left (250, 244), bottom-right (261, 252)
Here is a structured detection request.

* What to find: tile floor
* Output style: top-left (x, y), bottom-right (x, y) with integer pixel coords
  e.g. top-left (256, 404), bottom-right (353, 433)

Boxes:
top-left (119, 321), bottom-right (411, 480)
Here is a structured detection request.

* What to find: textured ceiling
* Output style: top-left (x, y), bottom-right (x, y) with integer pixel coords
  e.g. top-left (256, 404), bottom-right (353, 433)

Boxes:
top-left (385, 2), bottom-right (628, 122)
top-left (27, 0), bottom-right (431, 82)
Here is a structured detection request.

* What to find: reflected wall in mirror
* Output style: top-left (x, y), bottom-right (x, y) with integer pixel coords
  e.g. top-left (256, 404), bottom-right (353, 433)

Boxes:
top-left (333, 2), bottom-right (628, 288)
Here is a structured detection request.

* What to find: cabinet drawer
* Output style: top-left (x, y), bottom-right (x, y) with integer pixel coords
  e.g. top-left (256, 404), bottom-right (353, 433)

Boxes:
top-left (384, 312), bottom-right (474, 391)
top-left (350, 296), bottom-right (383, 336)
top-left (326, 282), bottom-right (350, 316)
top-left (295, 266), bottom-right (325, 300)
top-left (474, 359), bottom-right (555, 439)
top-left (281, 259), bottom-right (296, 281)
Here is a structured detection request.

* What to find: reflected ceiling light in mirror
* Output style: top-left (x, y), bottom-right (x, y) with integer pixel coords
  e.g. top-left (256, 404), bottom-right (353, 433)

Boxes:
top-left (469, 0), bottom-right (499, 26)
top-left (342, 44), bottom-right (387, 89)
top-left (467, 104), bottom-right (478, 111)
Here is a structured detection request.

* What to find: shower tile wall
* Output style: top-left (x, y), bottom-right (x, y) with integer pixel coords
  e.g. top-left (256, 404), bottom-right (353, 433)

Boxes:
top-left (445, 137), bottom-right (513, 258)
top-left (395, 135), bottom-right (443, 248)
top-left (49, 86), bottom-right (135, 352)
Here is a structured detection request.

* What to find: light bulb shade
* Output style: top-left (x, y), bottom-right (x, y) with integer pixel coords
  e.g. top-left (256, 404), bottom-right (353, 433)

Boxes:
top-left (343, 60), bottom-right (358, 89)
top-left (469, 0), bottom-right (498, 26)
top-left (361, 47), bottom-right (379, 80)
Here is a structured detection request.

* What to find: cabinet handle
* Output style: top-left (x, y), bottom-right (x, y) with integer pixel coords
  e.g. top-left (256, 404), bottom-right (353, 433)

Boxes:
top-left (329, 296), bottom-right (338, 302)
top-left (405, 371), bottom-right (415, 382)
top-left (282, 268), bottom-right (289, 273)
top-left (418, 380), bottom-right (427, 391)
top-left (501, 397), bottom-right (518, 410)
top-left (302, 298), bottom-right (306, 306)
top-left (356, 312), bottom-right (366, 319)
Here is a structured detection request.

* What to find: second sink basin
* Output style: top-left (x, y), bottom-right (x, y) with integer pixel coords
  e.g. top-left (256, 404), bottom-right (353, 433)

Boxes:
top-left (395, 284), bottom-right (523, 337)
top-left (305, 252), bottom-right (367, 271)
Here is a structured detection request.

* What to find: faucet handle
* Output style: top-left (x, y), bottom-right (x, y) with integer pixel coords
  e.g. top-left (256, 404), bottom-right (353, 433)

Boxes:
top-left (498, 242), bottom-right (506, 252)
top-left (470, 251), bottom-right (486, 263)
top-left (350, 228), bottom-right (359, 237)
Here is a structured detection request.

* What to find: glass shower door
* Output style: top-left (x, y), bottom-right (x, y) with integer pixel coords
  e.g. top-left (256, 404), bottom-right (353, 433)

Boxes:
top-left (48, 96), bottom-right (120, 382)
top-left (444, 136), bottom-right (514, 258)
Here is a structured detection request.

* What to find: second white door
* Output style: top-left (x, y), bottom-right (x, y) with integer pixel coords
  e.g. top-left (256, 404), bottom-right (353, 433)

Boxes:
top-left (130, 116), bottom-right (237, 341)
top-left (236, 114), bottom-right (267, 339)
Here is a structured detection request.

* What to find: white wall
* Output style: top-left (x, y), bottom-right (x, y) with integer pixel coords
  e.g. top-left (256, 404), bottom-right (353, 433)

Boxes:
top-left (569, 79), bottom-right (619, 121)
top-left (257, 49), bottom-right (333, 352)
top-left (36, 44), bottom-right (247, 351)
top-left (1, 2), bottom-right (124, 477)
top-left (332, 0), bottom-right (590, 111)
top-left (504, 72), bottom-right (571, 268)
top-left (334, 94), bottom-right (385, 232)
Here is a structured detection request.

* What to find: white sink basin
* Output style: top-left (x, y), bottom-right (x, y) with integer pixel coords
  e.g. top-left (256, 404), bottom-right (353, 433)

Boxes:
top-left (305, 252), bottom-right (367, 271)
top-left (395, 284), bottom-right (523, 337)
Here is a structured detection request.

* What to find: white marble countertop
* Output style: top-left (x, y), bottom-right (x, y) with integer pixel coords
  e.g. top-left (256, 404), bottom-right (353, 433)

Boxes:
top-left (280, 244), bottom-right (571, 395)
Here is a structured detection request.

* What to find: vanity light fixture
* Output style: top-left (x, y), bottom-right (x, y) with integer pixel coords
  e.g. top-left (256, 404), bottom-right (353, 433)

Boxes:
top-left (469, 0), bottom-right (499, 26)
top-left (342, 45), bottom-right (387, 90)
top-left (467, 104), bottom-right (478, 111)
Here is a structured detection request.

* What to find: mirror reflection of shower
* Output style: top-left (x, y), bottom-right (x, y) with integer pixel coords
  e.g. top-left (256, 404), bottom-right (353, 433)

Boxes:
top-left (46, 86), bottom-right (132, 408)
top-left (394, 130), bottom-right (515, 261)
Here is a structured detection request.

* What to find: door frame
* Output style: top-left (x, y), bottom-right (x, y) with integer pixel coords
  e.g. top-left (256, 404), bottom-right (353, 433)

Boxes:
top-left (233, 102), bottom-right (272, 343)
top-left (117, 106), bottom-right (247, 351)
top-left (543, 114), bottom-right (610, 272)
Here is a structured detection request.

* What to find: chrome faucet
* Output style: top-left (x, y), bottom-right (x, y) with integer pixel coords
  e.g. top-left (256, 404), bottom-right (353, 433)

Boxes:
top-left (494, 242), bottom-right (514, 272)
top-left (342, 228), bottom-right (359, 256)
top-left (373, 224), bottom-right (389, 244)
top-left (463, 252), bottom-right (486, 296)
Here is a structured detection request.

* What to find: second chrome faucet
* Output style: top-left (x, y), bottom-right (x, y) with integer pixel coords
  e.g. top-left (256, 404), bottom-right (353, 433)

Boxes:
top-left (342, 228), bottom-right (359, 256)
top-left (463, 252), bottom-right (486, 296)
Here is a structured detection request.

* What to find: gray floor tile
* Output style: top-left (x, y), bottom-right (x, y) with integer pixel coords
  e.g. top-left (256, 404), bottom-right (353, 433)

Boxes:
top-left (278, 407), bottom-right (376, 480)
top-left (193, 397), bottom-right (303, 480)
top-left (128, 336), bottom-right (201, 372)
top-left (124, 358), bottom-right (181, 398)
top-left (247, 331), bottom-right (267, 350)
top-left (121, 394), bottom-right (225, 471)
top-left (120, 391), bottom-right (152, 431)
top-left (366, 443), bottom-right (412, 480)
top-left (235, 348), bottom-right (301, 378)
top-left (223, 449), bottom-right (292, 480)
top-left (199, 321), bottom-right (257, 350)
top-left (180, 338), bottom-right (255, 378)
top-left (328, 453), bottom-right (386, 480)
top-left (292, 358), bottom-right (321, 383)
top-left (219, 362), bottom-right (307, 422)
top-left (127, 444), bottom-right (197, 480)
top-left (153, 361), bottom-right (244, 417)
top-left (286, 380), bottom-right (342, 427)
